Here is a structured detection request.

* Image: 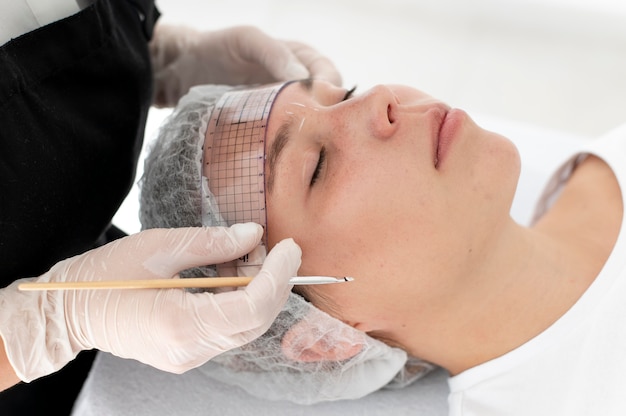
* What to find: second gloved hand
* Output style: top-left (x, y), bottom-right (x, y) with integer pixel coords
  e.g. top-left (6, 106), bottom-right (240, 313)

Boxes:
top-left (150, 24), bottom-right (342, 107)
top-left (0, 224), bottom-right (301, 382)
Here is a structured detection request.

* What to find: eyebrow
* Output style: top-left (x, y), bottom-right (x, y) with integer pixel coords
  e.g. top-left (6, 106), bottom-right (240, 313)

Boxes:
top-left (265, 78), bottom-right (314, 194)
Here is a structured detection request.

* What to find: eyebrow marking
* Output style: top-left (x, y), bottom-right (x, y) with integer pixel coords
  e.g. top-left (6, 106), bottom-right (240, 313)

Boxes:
top-left (266, 118), bottom-right (293, 193)
top-left (265, 78), bottom-right (314, 194)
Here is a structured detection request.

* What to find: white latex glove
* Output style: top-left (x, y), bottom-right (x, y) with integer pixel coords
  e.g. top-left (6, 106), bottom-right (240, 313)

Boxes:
top-left (150, 24), bottom-right (343, 107)
top-left (0, 224), bottom-right (301, 382)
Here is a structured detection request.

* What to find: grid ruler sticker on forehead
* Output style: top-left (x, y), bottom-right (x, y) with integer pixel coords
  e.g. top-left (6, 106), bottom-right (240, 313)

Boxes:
top-left (201, 82), bottom-right (291, 270)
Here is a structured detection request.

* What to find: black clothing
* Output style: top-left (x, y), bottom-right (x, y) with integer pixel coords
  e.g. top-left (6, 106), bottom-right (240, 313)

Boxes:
top-left (0, 0), bottom-right (159, 414)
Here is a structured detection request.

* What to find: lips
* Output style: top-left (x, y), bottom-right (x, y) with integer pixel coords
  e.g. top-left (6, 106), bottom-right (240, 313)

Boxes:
top-left (431, 104), bottom-right (450, 168)
top-left (434, 107), bottom-right (465, 169)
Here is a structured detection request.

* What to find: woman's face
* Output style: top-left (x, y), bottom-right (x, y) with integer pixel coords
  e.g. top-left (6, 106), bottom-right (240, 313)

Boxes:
top-left (264, 79), bottom-right (520, 335)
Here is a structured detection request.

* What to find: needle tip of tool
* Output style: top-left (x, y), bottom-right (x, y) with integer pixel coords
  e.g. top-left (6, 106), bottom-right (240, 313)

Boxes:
top-left (343, 276), bottom-right (355, 282)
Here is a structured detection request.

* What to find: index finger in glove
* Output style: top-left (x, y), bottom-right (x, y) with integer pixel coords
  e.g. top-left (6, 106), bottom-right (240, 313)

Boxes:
top-left (141, 224), bottom-right (263, 278)
top-left (209, 238), bottom-right (302, 332)
top-left (229, 26), bottom-right (309, 81)
top-left (283, 40), bottom-right (343, 86)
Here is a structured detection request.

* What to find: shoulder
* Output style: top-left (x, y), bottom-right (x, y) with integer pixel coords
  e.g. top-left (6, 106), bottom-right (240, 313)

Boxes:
top-left (0, 0), bottom-right (82, 45)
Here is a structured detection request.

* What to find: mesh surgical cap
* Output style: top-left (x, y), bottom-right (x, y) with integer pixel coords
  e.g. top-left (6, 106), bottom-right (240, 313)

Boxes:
top-left (139, 83), bottom-right (435, 404)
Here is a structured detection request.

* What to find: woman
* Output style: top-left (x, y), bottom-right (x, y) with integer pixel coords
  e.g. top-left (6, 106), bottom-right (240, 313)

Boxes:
top-left (141, 78), bottom-right (625, 414)
top-left (264, 79), bottom-right (626, 414)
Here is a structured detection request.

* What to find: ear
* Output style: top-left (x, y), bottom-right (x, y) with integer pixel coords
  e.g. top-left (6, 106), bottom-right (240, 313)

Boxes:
top-left (280, 318), bottom-right (366, 362)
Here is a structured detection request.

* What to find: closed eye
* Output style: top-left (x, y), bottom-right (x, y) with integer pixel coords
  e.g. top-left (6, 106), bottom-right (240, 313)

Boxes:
top-left (310, 146), bottom-right (326, 186)
top-left (308, 86), bottom-right (356, 188)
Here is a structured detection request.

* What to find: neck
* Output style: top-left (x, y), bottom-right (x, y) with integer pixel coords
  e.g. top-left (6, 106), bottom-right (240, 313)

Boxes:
top-left (399, 156), bottom-right (622, 375)
top-left (411, 222), bottom-right (572, 375)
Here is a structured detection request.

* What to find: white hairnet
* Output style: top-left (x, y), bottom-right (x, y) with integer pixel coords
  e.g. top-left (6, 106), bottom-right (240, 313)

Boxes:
top-left (138, 84), bottom-right (436, 403)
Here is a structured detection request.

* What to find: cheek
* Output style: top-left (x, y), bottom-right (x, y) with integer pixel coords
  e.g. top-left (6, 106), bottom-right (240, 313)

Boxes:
top-left (267, 156), bottom-right (447, 281)
top-left (295, 186), bottom-right (440, 278)
top-left (279, 187), bottom-right (387, 278)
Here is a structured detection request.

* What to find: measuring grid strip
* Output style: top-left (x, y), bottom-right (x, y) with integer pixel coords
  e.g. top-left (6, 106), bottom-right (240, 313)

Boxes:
top-left (202, 85), bottom-right (282, 248)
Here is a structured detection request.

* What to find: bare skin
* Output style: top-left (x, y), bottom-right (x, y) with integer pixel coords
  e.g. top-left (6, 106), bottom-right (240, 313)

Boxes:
top-left (1, 338), bottom-right (20, 391)
top-left (262, 79), bottom-right (623, 376)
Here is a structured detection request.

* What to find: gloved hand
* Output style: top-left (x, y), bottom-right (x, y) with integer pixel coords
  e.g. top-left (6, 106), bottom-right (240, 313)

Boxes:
top-left (150, 24), bottom-right (343, 107)
top-left (0, 223), bottom-right (301, 382)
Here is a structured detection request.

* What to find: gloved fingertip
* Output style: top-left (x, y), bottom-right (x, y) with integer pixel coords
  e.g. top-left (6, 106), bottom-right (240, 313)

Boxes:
top-left (270, 238), bottom-right (302, 273)
top-left (230, 223), bottom-right (263, 245)
top-left (274, 238), bottom-right (302, 256)
top-left (310, 68), bottom-right (342, 87)
top-left (325, 71), bottom-right (343, 87)
top-left (284, 61), bottom-right (309, 81)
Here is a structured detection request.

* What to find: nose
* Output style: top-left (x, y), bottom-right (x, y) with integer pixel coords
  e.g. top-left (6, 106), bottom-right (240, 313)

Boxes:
top-left (362, 85), bottom-right (398, 140)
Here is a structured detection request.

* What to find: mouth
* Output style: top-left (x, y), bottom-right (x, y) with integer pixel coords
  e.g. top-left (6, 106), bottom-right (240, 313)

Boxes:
top-left (432, 105), bottom-right (450, 168)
